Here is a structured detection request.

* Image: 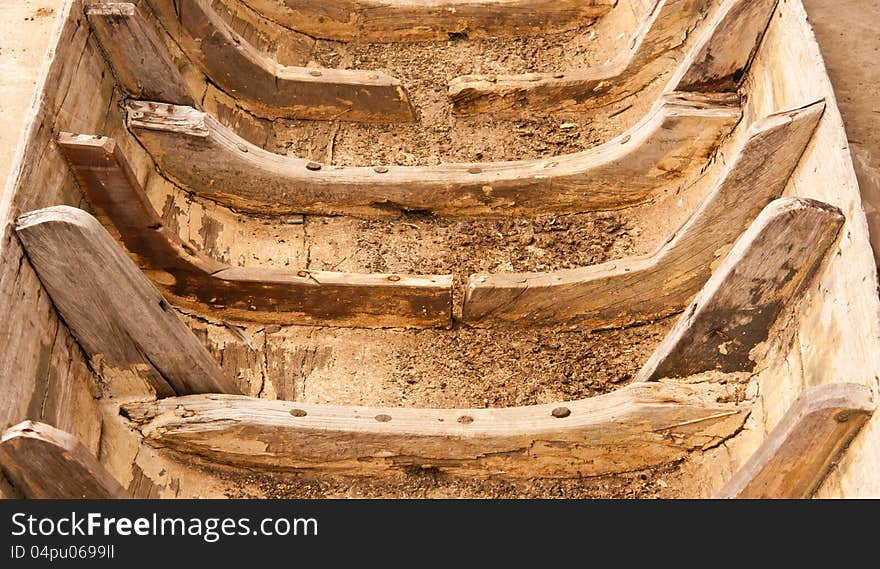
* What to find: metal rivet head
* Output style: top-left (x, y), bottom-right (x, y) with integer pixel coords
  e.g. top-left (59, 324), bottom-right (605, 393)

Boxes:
top-left (375, 414), bottom-right (392, 422)
top-left (306, 161), bottom-right (322, 171)
top-left (237, 144), bottom-right (249, 153)
top-left (374, 165), bottom-right (389, 173)
top-left (309, 70), bottom-right (322, 77)
top-left (387, 275), bottom-right (401, 282)
top-left (836, 411), bottom-right (851, 423)
top-left (297, 270), bottom-right (310, 278)
top-left (457, 415), bottom-right (474, 424)
top-left (467, 167), bottom-right (482, 174)
top-left (290, 409), bottom-right (307, 417)
top-left (552, 407), bottom-right (571, 418)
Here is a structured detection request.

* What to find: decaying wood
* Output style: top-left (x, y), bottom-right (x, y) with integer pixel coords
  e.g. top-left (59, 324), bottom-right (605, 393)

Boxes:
top-left (57, 134), bottom-right (453, 328)
top-left (638, 197), bottom-right (844, 381)
top-left (126, 92), bottom-right (740, 217)
top-left (85, 2), bottom-right (196, 106)
top-left (674, 0), bottom-right (778, 92)
top-left (0, 421), bottom-right (128, 499)
top-left (122, 381), bottom-right (748, 478)
top-left (449, 0), bottom-right (712, 115)
top-left (145, 0), bottom-right (415, 122)
top-left (237, 0), bottom-right (615, 42)
top-left (14, 205), bottom-right (239, 396)
top-left (463, 100), bottom-right (824, 328)
top-left (717, 384), bottom-right (875, 498)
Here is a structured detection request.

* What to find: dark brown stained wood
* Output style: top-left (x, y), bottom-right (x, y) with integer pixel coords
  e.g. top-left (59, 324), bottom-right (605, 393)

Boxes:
top-left (121, 381), bottom-right (748, 478)
top-left (56, 134), bottom-right (453, 328)
top-left (449, 0), bottom-right (713, 116)
top-left (0, 471), bottom-right (21, 499)
top-left (145, 0), bottom-right (415, 122)
top-left (14, 205), bottom-right (239, 396)
top-left (125, 92), bottom-right (741, 217)
top-left (717, 384), bottom-right (875, 499)
top-left (462, 100), bottom-right (825, 328)
top-left (237, 0), bottom-right (615, 42)
top-left (674, 0), bottom-right (778, 92)
top-left (85, 2), bottom-right (196, 106)
top-left (0, 421), bottom-right (128, 499)
top-left (638, 198), bottom-right (844, 381)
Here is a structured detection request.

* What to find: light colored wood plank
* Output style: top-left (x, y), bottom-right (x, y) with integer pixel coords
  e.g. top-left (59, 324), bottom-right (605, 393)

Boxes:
top-left (126, 92), bottom-right (740, 217)
top-left (0, 420), bottom-right (128, 499)
top-left (122, 381), bottom-right (748, 478)
top-left (57, 133), bottom-right (454, 328)
top-left (717, 383), bottom-right (875, 498)
top-left (449, 0), bottom-right (713, 115)
top-left (237, 0), bottom-right (615, 42)
top-left (463, 100), bottom-right (824, 328)
top-left (15, 205), bottom-right (239, 396)
top-left (145, 0), bottom-right (415, 121)
top-left (638, 197), bottom-right (844, 380)
top-left (85, 2), bottom-right (196, 106)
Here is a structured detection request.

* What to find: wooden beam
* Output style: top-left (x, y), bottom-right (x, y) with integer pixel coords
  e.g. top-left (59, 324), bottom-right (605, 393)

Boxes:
top-left (56, 134), bottom-right (453, 328)
top-left (85, 2), bottom-right (196, 106)
top-left (638, 197), bottom-right (844, 381)
top-left (14, 205), bottom-right (239, 396)
top-left (449, 0), bottom-right (713, 115)
top-left (145, 0), bottom-right (415, 122)
top-left (462, 100), bottom-right (825, 328)
top-left (236, 0), bottom-right (615, 42)
top-left (717, 384), bottom-right (875, 499)
top-left (0, 421), bottom-right (128, 499)
top-left (122, 381), bottom-right (749, 478)
top-left (126, 92), bottom-right (740, 217)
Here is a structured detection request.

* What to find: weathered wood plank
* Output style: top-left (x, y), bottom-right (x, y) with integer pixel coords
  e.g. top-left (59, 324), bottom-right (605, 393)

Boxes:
top-left (638, 197), bottom-right (844, 380)
top-left (57, 134), bottom-right (453, 328)
top-left (85, 2), bottom-right (196, 106)
top-left (0, 421), bottom-right (128, 499)
top-left (238, 0), bottom-right (615, 42)
top-left (449, 0), bottom-right (712, 115)
top-left (717, 384), bottom-right (875, 499)
top-left (15, 205), bottom-right (239, 396)
top-left (145, 0), bottom-right (415, 122)
top-left (122, 381), bottom-right (749, 478)
top-left (126, 92), bottom-right (740, 217)
top-left (462, 100), bottom-right (824, 328)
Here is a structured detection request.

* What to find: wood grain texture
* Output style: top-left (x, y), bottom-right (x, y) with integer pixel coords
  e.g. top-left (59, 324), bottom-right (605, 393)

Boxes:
top-left (638, 197), bottom-right (844, 380)
top-left (122, 381), bottom-right (748, 478)
top-left (126, 92), bottom-right (740, 217)
top-left (717, 384), bottom-right (875, 498)
top-left (145, 0), bottom-right (415, 121)
top-left (449, 0), bottom-right (712, 115)
top-left (85, 2), bottom-right (196, 106)
top-left (15, 205), bottom-right (239, 396)
top-left (0, 421), bottom-right (127, 499)
top-left (57, 134), bottom-right (453, 328)
top-left (674, 0), bottom-right (778, 91)
top-left (463, 100), bottom-right (825, 328)
top-left (237, 0), bottom-right (615, 42)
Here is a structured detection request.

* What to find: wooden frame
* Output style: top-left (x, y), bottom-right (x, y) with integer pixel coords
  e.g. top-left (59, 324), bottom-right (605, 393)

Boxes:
top-left (717, 384), bottom-right (875, 499)
top-left (125, 91), bottom-right (740, 217)
top-left (462, 100), bottom-right (824, 328)
top-left (449, 0), bottom-right (776, 116)
top-left (141, 0), bottom-right (416, 122)
top-left (121, 381), bottom-right (748, 478)
top-left (0, 421), bottom-right (128, 499)
top-left (638, 197), bottom-right (845, 380)
top-left (15, 206), bottom-right (239, 397)
top-left (56, 134), bottom-right (454, 328)
top-left (235, 0), bottom-right (615, 42)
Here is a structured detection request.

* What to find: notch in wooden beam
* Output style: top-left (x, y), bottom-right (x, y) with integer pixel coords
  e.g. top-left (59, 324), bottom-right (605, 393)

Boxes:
top-left (638, 197), bottom-right (845, 381)
top-left (85, 2), bottom-right (196, 106)
top-left (15, 205), bottom-right (238, 397)
top-left (717, 383), bottom-right (875, 499)
top-left (0, 421), bottom-right (128, 499)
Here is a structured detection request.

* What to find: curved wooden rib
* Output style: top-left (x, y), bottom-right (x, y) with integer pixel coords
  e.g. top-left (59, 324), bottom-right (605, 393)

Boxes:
top-left (449, 0), bottom-right (777, 116)
top-left (462, 100), bottom-right (825, 328)
top-left (638, 197), bottom-right (845, 381)
top-left (56, 134), bottom-right (453, 329)
top-left (237, 0), bottom-right (615, 42)
top-left (126, 92), bottom-right (740, 217)
top-left (121, 382), bottom-right (748, 478)
top-left (144, 0), bottom-right (415, 122)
